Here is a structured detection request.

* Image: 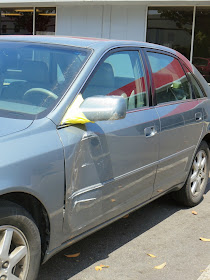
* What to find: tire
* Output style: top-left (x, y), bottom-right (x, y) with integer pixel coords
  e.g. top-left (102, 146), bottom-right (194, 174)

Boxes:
top-left (0, 200), bottom-right (41, 280)
top-left (174, 141), bottom-right (209, 207)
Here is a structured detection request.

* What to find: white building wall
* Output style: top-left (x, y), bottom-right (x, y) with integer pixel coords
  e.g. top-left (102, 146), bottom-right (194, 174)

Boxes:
top-left (109, 5), bottom-right (147, 41)
top-left (56, 5), bottom-right (104, 37)
top-left (56, 4), bottom-right (147, 41)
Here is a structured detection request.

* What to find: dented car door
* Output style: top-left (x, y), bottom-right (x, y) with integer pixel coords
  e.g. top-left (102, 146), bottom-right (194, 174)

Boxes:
top-left (58, 48), bottom-right (160, 238)
top-left (57, 125), bottom-right (105, 237)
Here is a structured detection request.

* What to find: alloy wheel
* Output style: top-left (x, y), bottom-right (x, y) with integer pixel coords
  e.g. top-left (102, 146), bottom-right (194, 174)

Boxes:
top-left (0, 226), bottom-right (30, 280)
top-left (190, 150), bottom-right (207, 196)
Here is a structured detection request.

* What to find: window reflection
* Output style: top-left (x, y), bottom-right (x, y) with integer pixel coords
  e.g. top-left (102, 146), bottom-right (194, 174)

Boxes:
top-left (193, 7), bottom-right (210, 82)
top-left (147, 7), bottom-right (193, 60)
top-left (82, 51), bottom-right (148, 110)
top-left (147, 52), bottom-right (192, 104)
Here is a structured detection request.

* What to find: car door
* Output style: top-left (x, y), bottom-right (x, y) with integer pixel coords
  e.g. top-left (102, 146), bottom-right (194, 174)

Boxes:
top-left (58, 48), bottom-right (160, 238)
top-left (145, 50), bottom-right (204, 197)
top-left (180, 63), bottom-right (206, 155)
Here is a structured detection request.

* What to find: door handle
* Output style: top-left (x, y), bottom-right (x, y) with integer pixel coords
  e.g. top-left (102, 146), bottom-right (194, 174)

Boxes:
top-left (195, 112), bottom-right (202, 121)
top-left (144, 126), bottom-right (157, 137)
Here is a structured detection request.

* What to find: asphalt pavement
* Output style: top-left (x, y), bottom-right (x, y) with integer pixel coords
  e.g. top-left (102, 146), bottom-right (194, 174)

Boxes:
top-left (39, 180), bottom-right (210, 280)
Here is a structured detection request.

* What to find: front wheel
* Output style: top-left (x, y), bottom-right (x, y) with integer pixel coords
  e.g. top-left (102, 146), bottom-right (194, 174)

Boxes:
top-left (0, 200), bottom-right (41, 280)
top-left (174, 141), bottom-right (209, 207)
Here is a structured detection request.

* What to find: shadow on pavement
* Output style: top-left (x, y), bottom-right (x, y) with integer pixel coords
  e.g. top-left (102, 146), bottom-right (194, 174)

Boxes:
top-left (39, 180), bottom-right (210, 280)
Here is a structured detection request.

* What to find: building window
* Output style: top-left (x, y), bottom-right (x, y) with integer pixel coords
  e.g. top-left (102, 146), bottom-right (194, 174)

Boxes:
top-left (0, 8), bottom-right (33, 35)
top-left (146, 7), bottom-right (193, 60)
top-left (35, 8), bottom-right (56, 35)
top-left (193, 7), bottom-right (210, 83)
top-left (0, 7), bottom-right (56, 36)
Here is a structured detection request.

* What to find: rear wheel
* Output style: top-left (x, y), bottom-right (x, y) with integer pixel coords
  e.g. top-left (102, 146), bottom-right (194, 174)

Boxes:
top-left (0, 200), bottom-right (41, 280)
top-left (174, 141), bottom-right (209, 206)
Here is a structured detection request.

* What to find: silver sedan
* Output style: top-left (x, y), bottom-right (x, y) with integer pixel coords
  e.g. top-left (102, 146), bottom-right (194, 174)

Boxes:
top-left (0, 35), bottom-right (209, 280)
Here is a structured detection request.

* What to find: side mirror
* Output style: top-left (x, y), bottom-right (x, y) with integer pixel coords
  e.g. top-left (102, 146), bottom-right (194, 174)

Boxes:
top-left (61, 95), bottom-right (126, 125)
top-left (80, 95), bottom-right (126, 122)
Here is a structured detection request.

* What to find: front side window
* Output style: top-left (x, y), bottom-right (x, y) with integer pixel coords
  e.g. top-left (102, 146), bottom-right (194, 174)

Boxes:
top-left (82, 50), bottom-right (148, 110)
top-left (0, 41), bottom-right (91, 119)
top-left (147, 51), bottom-right (192, 104)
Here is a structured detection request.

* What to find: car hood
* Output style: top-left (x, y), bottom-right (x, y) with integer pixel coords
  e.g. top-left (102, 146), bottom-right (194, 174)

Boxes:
top-left (0, 117), bottom-right (33, 137)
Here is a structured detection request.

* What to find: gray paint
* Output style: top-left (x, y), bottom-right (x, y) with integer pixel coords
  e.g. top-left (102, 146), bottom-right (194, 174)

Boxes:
top-left (0, 118), bottom-right (65, 251)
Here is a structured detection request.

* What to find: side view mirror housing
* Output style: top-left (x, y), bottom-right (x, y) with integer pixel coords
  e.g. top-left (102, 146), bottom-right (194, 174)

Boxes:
top-left (61, 95), bottom-right (126, 125)
top-left (80, 95), bottom-right (126, 122)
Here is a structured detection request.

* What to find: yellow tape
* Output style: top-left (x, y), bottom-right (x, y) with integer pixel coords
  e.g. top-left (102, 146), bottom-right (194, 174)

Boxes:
top-left (61, 94), bottom-right (94, 125)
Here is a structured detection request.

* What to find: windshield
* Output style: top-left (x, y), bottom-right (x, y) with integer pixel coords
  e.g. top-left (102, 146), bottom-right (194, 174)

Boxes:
top-left (0, 41), bottom-right (91, 119)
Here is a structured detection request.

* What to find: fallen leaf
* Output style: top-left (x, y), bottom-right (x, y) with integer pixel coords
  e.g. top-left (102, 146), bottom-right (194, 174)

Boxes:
top-left (154, 262), bottom-right (166, 270)
top-left (65, 253), bottom-right (80, 258)
top-left (123, 214), bottom-right (129, 219)
top-left (147, 253), bottom-right (156, 258)
top-left (200, 237), bottom-right (210, 242)
top-left (100, 265), bottom-right (109, 268)
top-left (95, 264), bottom-right (109, 271)
top-left (192, 210), bottom-right (198, 215)
top-left (157, 189), bottom-right (164, 193)
top-left (111, 199), bottom-right (116, 202)
top-left (95, 266), bottom-right (102, 271)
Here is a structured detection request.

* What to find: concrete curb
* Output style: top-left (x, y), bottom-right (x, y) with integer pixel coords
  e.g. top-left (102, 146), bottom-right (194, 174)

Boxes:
top-left (197, 265), bottom-right (210, 280)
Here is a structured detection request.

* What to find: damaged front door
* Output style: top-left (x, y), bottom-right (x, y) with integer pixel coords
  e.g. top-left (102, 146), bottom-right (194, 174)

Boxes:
top-left (58, 48), bottom-right (159, 239)
top-left (57, 125), bottom-right (106, 237)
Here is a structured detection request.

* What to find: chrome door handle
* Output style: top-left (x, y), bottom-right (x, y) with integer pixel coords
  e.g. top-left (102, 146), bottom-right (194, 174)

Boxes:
top-left (195, 112), bottom-right (202, 121)
top-left (144, 126), bottom-right (157, 137)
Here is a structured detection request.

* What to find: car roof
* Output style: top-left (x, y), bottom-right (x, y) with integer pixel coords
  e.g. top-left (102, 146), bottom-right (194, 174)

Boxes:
top-left (0, 34), bottom-right (177, 54)
top-left (0, 35), bottom-right (192, 71)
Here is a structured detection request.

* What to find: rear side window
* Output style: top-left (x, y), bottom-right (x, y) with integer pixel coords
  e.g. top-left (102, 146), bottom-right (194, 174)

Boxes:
top-left (82, 50), bottom-right (148, 110)
top-left (183, 65), bottom-right (205, 98)
top-left (147, 52), bottom-right (192, 104)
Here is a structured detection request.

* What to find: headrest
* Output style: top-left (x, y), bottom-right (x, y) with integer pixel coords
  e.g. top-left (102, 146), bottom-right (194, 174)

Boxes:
top-left (21, 60), bottom-right (49, 83)
top-left (90, 62), bottom-right (115, 88)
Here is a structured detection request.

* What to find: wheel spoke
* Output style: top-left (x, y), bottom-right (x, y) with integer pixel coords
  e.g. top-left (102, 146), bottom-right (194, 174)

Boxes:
top-left (0, 228), bottom-right (13, 259)
top-left (200, 157), bottom-right (206, 170)
top-left (191, 181), bottom-right (198, 195)
top-left (191, 171), bottom-right (197, 183)
top-left (196, 178), bottom-right (201, 193)
top-left (10, 245), bottom-right (27, 267)
top-left (193, 160), bottom-right (199, 172)
top-left (197, 151), bottom-right (203, 168)
top-left (200, 171), bottom-right (206, 179)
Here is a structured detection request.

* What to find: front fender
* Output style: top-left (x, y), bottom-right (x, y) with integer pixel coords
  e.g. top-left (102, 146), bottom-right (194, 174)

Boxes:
top-left (0, 118), bottom-right (65, 252)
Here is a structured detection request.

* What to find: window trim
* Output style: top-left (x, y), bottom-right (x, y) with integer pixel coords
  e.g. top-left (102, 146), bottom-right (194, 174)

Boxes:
top-left (181, 61), bottom-right (207, 99)
top-left (80, 47), bottom-right (151, 113)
